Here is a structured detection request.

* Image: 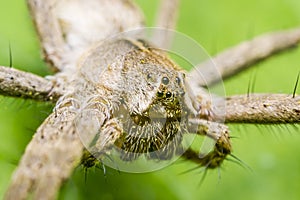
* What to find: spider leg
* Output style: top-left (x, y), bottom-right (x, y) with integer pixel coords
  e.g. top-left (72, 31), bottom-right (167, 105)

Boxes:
top-left (183, 119), bottom-right (232, 169)
top-left (153, 0), bottom-right (180, 48)
top-left (0, 65), bottom-right (62, 102)
top-left (155, 0), bottom-right (180, 30)
top-left (188, 27), bottom-right (300, 87)
top-left (27, 0), bottom-right (144, 72)
top-left (5, 95), bottom-right (83, 200)
top-left (75, 95), bottom-right (123, 166)
top-left (27, 0), bottom-right (68, 71)
top-left (92, 118), bottom-right (123, 158)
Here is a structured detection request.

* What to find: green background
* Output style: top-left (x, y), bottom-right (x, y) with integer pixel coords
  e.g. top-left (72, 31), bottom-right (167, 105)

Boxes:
top-left (0, 0), bottom-right (300, 199)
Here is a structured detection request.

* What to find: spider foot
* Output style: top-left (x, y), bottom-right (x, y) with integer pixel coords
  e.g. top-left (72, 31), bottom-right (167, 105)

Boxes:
top-left (184, 119), bottom-right (232, 169)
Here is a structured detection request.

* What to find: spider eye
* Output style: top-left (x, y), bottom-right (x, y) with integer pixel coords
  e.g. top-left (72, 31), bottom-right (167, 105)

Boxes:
top-left (166, 91), bottom-right (172, 98)
top-left (147, 74), bottom-right (152, 80)
top-left (157, 91), bottom-right (164, 97)
top-left (162, 77), bottom-right (169, 85)
top-left (175, 77), bottom-right (181, 85)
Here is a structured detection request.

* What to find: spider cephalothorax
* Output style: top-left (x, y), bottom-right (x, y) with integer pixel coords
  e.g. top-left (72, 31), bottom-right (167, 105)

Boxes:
top-left (112, 40), bottom-right (191, 161)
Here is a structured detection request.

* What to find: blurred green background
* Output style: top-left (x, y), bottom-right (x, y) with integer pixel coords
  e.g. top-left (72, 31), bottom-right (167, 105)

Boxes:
top-left (0, 0), bottom-right (300, 199)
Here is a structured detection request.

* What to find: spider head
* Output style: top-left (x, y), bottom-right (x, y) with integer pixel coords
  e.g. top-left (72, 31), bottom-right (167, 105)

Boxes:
top-left (122, 47), bottom-right (187, 116)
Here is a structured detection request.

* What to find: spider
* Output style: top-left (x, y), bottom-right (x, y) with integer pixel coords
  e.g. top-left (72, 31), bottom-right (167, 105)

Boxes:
top-left (72, 36), bottom-right (230, 171)
top-left (1, 0), bottom-right (299, 199)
